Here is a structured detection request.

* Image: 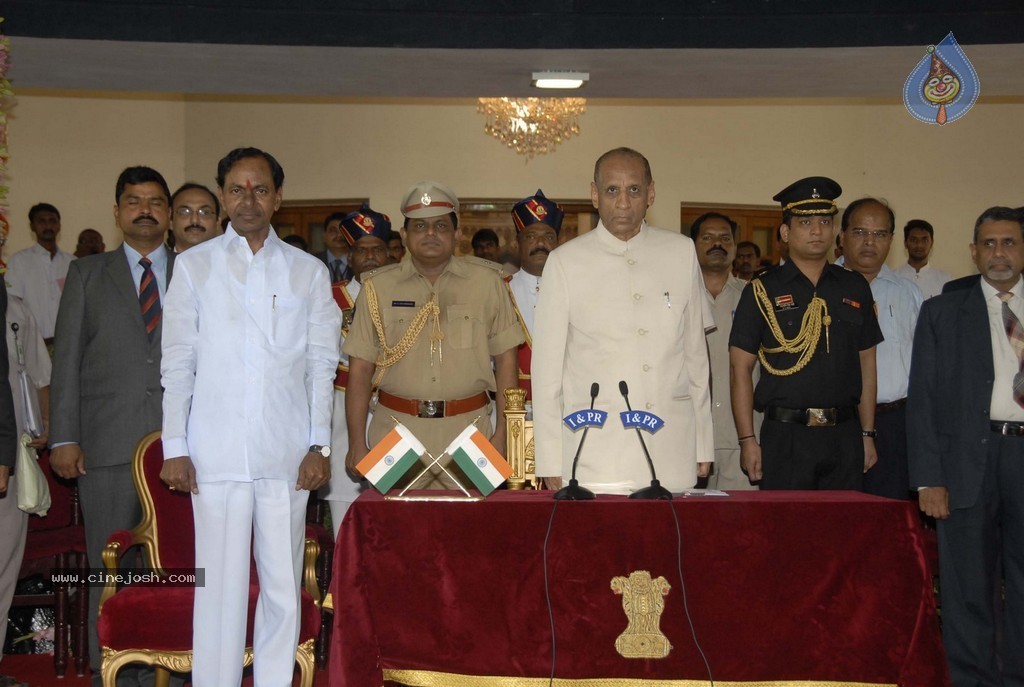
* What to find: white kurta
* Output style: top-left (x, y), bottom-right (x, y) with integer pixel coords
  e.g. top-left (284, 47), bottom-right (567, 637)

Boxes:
top-left (532, 222), bottom-right (713, 494)
top-left (320, 279), bottom-right (368, 534)
top-left (509, 269), bottom-right (541, 337)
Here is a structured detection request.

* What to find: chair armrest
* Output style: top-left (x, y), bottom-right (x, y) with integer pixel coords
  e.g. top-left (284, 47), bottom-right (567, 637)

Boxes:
top-left (98, 529), bottom-right (137, 612)
top-left (303, 537), bottom-right (321, 606)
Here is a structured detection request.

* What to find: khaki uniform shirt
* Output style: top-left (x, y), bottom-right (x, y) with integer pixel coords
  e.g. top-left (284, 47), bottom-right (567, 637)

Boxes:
top-left (344, 255), bottom-right (523, 488)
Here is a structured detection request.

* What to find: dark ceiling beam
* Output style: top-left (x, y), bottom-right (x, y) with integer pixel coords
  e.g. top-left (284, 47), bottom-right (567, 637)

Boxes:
top-left (4, 1), bottom-right (1023, 49)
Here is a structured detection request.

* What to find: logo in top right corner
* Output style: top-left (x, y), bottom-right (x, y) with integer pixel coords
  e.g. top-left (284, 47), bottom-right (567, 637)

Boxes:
top-left (903, 32), bottom-right (980, 125)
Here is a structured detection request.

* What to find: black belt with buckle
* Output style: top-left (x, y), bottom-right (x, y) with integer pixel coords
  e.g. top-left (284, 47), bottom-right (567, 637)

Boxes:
top-left (765, 405), bottom-right (855, 427)
top-left (991, 421), bottom-right (1024, 436)
top-left (876, 398), bottom-right (907, 414)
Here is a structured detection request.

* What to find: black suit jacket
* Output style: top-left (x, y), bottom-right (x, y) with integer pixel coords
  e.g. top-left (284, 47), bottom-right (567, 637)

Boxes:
top-left (317, 250), bottom-right (353, 283)
top-left (0, 281), bottom-right (17, 469)
top-left (907, 282), bottom-right (994, 509)
top-left (50, 245), bottom-right (173, 468)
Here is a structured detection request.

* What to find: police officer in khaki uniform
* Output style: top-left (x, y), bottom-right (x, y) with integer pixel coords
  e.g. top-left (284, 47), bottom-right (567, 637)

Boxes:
top-left (343, 182), bottom-right (523, 489)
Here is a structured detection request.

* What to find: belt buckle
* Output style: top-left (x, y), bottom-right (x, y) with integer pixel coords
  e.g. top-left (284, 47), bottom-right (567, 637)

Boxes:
top-left (806, 408), bottom-right (836, 427)
top-left (418, 399), bottom-right (445, 418)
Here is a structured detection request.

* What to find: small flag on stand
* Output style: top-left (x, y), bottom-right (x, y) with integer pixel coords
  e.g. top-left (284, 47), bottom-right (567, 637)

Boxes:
top-left (444, 425), bottom-right (513, 496)
top-left (356, 423), bottom-right (427, 493)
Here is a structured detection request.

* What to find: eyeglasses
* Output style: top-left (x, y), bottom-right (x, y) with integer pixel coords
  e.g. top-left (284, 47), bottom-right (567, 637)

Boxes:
top-left (174, 207), bottom-right (217, 219)
top-left (848, 229), bottom-right (892, 241)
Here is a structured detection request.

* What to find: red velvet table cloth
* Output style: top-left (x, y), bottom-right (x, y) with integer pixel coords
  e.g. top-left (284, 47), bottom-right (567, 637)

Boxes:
top-left (329, 490), bottom-right (948, 686)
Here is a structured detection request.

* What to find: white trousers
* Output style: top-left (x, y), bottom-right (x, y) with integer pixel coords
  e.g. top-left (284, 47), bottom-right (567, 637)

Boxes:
top-left (320, 388), bottom-right (367, 537)
top-left (191, 479), bottom-right (308, 687)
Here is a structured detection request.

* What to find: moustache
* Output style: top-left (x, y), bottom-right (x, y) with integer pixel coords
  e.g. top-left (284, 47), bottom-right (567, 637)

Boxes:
top-left (186, 224), bottom-right (205, 232)
top-left (529, 247), bottom-right (551, 257)
top-left (133, 215), bottom-right (158, 225)
top-left (706, 246), bottom-right (727, 256)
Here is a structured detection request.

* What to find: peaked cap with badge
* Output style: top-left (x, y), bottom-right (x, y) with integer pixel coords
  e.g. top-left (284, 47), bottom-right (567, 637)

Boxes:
top-left (774, 176), bottom-right (843, 217)
top-left (401, 181), bottom-right (460, 219)
top-left (511, 189), bottom-right (564, 234)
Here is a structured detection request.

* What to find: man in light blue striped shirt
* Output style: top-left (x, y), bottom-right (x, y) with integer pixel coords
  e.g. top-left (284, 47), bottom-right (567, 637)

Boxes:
top-left (840, 197), bottom-right (922, 499)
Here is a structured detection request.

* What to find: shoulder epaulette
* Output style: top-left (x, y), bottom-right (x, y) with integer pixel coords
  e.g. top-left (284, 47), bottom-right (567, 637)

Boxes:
top-left (461, 255), bottom-right (505, 272)
top-left (361, 263), bottom-right (401, 282)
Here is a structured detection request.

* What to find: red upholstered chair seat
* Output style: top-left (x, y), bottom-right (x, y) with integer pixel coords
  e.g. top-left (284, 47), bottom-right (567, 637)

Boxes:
top-left (99, 583), bottom-right (321, 651)
top-left (20, 524), bottom-right (87, 559)
top-left (15, 449), bottom-right (89, 677)
top-left (97, 432), bottom-right (322, 687)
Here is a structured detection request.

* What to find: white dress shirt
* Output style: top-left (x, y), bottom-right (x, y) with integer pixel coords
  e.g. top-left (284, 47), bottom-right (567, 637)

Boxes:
top-left (870, 266), bottom-right (923, 403)
top-left (982, 277), bottom-right (1024, 422)
top-left (122, 242), bottom-right (169, 302)
top-left (895, 262), bottom-right (952, 300)
top-left (5, 243), bottom-right (75, 339)
top-left (509, 269), bottom-right (541, 337)
top-left (161, 225), bottom-right (341, 482)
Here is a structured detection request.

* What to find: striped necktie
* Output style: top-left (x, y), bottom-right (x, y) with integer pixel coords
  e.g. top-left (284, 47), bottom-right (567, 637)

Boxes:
top-left (997, 291), bottom-right (1024, 408)
top-left (332, 259), bottom-right (344, 283)
top-left (139, 257), bottom-right (161, 340)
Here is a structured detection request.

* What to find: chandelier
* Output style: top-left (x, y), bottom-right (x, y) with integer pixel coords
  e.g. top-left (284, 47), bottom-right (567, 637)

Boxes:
top-left (477, 97), bottom-right (586, 159)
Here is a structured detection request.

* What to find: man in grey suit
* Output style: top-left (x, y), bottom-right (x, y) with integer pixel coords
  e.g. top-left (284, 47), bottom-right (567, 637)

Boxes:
top-left (909, 206), bottom-right (1024, 686)
top-left (50, 166), bottom-right (174, 684)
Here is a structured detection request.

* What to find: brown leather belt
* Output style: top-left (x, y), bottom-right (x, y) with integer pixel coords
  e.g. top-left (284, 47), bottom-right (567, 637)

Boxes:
top-left (765, 405), bottom-right (855, 427)
top-left (991, 421), bottom-right (1024, 436)
top-left (876, 398), bottom-right (907, 414)
top-left (377, 390), bottom-right (488, 419)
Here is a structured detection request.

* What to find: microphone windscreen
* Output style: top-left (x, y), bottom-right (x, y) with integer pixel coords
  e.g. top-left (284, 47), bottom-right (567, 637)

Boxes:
top-left (590, 382), bottom-right (599, 398)
top-left (618, 380), bottom-right (629, 396)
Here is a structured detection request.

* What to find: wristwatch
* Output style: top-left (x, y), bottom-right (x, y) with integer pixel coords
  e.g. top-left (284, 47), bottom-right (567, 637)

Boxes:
top-left (861, 430), bottom-right (877, 439)
top-left (309, 445), bottom-right (331, 458)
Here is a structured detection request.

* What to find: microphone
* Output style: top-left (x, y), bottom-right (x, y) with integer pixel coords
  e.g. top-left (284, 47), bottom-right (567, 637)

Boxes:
top-left (553, 382), bottom-right (599, 501)
top-left (619, 380), bottom-right (672, 500)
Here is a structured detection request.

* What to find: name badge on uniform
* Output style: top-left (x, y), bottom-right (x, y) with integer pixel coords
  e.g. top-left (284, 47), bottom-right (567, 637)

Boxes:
top-left (392, 300), bottom-right (416, 307)
top-left (843, 298), bottom-right (861, 309)
top-left (774, 294), bottom-right (798, 311)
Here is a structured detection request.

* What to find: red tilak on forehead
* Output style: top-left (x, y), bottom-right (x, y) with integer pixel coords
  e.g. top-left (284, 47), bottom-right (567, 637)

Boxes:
top-left (245, 179), bottom-right (254, 191)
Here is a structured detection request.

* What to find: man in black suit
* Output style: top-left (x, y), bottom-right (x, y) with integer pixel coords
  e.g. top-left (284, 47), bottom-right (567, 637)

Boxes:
top-left (316, 211), bottom-right (353, 282)
top-left (909, 206), bottom-right (1024, 686)
top-left (50, 166), bottom-right (174, 683)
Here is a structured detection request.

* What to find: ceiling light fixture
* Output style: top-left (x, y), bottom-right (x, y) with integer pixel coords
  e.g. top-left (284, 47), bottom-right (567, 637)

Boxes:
top-left (532, 71), bottom-right (590, 90)
top-left (477, 97), bottom-right (587, 159)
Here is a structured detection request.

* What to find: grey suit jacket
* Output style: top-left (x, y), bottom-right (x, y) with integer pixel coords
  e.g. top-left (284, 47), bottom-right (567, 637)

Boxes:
top-left (907, 282), bottom-right (993, 510)
top-left (50, 245), bottom-right (173, 468)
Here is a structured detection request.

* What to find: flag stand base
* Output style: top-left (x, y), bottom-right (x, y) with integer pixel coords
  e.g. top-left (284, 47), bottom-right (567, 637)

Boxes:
top-left (384, 493), bottom-right (484, 502)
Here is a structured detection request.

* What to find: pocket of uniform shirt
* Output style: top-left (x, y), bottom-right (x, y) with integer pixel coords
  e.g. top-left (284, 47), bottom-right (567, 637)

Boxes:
top-left (272, 295), bottom-right (307, 346)
top-left (446, 305), bottom-right (480, 349)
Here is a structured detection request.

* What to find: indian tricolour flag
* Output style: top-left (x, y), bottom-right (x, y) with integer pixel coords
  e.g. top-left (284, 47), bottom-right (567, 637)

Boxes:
top-left (445, 425), bottom-right (513, 496)
top-left (356, 423), bottom-right (426, 493)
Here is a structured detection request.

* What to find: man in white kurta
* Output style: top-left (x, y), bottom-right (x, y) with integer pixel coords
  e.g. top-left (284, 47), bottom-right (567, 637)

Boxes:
top-left (319, 204), bottom-right (391, 535)
top-left (533, 148), bottom-right (713, 494)
top-left (160, 149), bottom-right (340, 687)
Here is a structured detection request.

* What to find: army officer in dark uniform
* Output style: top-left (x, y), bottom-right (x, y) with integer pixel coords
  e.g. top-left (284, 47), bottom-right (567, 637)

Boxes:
top-left (729, 177), bottom-right (883, 489)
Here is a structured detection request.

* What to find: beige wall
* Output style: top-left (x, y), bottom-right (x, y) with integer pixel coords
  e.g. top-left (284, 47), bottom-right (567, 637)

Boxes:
top-left (5, 91), bottom-right (186, 256)
top-left (6, 91), bottom-right (1023, 277)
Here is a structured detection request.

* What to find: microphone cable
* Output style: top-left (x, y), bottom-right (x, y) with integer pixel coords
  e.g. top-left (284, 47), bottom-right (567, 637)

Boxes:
top-left (542, 499), bottom-right (560, 687)
top-left (667, 498), bottom-right (715, 686)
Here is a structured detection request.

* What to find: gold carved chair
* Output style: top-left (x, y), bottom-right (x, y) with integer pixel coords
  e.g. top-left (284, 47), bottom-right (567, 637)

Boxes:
top-left (504, 388), bottom-right (540, 489)
top-left (96, 431), bottom-right (321, 687)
